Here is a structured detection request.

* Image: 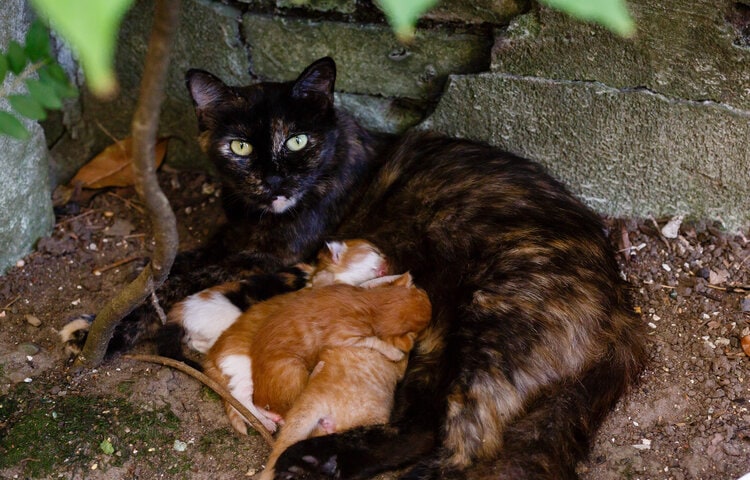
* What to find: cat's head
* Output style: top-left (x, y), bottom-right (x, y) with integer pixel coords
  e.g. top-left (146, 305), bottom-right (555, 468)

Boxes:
top-left (310, 239), bottom-right (390, 287)
top-left (185, 57), bottom-right (340, 214)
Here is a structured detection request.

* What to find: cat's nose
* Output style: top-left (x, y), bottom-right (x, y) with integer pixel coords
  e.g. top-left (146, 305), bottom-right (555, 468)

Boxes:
top-left (265, 176), bottom-right (283, 190)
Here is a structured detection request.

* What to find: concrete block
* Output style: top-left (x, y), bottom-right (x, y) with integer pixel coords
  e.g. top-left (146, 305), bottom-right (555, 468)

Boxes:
top-left (335, 93), bottom-right (425, 134)
top-left (276, 0), bottom-right (356, 14)
top-left (52, 0), bottom-right (251, 178)
top-left (493, 0), bottom-right (750, 108)
top-left (0, 0), bottom-right (54, 273)
top-left (422, 73), bottom-right (750, 231)
top-left (242, 15), bottom-right (492, 100)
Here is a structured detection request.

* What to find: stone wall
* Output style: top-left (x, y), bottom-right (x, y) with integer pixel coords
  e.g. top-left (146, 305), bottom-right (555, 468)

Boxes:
top-left (426, 0), bottom-right (750, 230)
top-left (25, 0), bottom-right (750, 271)
top-left (0, 0), bottom-right (54, 273)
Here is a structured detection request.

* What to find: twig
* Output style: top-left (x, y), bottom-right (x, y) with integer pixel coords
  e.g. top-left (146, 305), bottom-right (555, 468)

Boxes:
top-left (106, 192), bottom-right (145, 214)
top-left (706, 284), bottom-right (750, 294)
top-left (150, 291), bottom-right (168, 325)
top-left (648, 216), bottom-right (671, 252)
top-left (56, 209), bottom-right (97, 227)
top-left (3, 295), bottom-right (21, 309)
top-left (124, 354), bottom-right (275, 446)
top-left (92, 255), bottom-right (143, 275)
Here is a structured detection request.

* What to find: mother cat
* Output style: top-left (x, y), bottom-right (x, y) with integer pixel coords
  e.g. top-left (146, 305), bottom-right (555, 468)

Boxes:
top-left (178, 57), bottom-right (645, 479)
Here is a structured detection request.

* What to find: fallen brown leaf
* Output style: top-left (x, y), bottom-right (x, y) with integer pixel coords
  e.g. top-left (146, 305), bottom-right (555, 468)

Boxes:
top-left (71, 137), bottom-right (169, 189)
top-left (741, 335), bottom-right (750, 357)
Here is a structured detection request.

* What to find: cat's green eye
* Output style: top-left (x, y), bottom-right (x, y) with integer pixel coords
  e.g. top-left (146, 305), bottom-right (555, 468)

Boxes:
top-left (286, 134), bottom-right (309, 152)
top-left (230, 140), bottom-right (253, 156)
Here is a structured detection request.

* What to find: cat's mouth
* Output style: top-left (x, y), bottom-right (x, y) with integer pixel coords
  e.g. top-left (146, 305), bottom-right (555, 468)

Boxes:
top-left (270, 195), bottom-right (298, 213)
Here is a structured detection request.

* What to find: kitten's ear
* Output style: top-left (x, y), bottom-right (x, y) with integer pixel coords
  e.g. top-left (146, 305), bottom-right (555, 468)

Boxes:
top-left (325, 240), bottom-right (346, 264)
top-left (291, 57), bottom-right (336, 103)
top-left (394, 272), bottom-right (414, 287)
top-left (185, 69), bottom-right (231, 110)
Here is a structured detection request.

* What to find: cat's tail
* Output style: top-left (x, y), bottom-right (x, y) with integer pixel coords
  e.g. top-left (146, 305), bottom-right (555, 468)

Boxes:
top-left (482, 310), bottom-right (647, 479)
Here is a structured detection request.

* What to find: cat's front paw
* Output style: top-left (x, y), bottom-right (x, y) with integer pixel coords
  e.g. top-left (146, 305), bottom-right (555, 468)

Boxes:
top-left (273, 438), bottom-right (341, 479)
top-left (274, 455), bottom-right (338, 480)
top-left (58, 314), bottom-right (95, 358)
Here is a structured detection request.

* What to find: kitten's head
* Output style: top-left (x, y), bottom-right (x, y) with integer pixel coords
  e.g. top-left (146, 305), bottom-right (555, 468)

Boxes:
top-left (311, 239), bottom-right (390, 287)
top-left (185, 57), bottom-right (339, 214)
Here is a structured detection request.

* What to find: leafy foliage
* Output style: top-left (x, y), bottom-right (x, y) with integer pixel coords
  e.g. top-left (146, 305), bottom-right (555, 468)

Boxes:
top-left (376, 0), bottom-right (440, 41)
top-left (376, 0), bottom-right (634, 41)
top-left (539, 0), bottom-right (634, 36)
top-left (29, 0), bottom-right (134, 98)
top-left (0, 20), bottom-right (77, 140)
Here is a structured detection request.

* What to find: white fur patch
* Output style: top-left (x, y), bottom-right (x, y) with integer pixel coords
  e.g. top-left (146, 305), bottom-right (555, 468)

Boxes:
top-left (271, 195), bottom-right (298, 213)
top-left (181, 292), bottom-right (242, 353)
top-left (58, 317), bottom-right (92, 343)
top-left (219, 354), bottom-right (278, 432)
top-left (331, 250), bottom-right (387, 286)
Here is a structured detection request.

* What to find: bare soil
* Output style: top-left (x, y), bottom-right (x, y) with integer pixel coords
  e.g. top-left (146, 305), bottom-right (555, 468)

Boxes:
top-left (1, 170), bottom-right (749, 480)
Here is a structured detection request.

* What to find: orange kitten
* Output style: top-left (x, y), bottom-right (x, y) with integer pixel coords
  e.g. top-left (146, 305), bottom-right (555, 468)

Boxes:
top-left (166, 239), bottom-right (389, 357)
top-left (204, 271), bottom-right (431, 435)
top-left (259, 336), bottom-right (420, 480)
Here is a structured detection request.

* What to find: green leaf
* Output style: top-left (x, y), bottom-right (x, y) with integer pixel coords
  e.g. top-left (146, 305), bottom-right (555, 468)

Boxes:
top-left (25, 19), bottom-right (52, 62)
top-left (376, 0), bottom-right (440, 42)
top-left (39, 65), bottom-right (78, 99)
top-left (7, 40), bottom-right (28, 75)
top-left (29, 0), bottom-right (135, 98)
top-left (0, 111), bottom-right (30, 140)
top-left (539, 0), bottom-right (635, 37)
top-left (0, 54), bottom-right (8, 83)
top-left (99, 438), bottom-right (115, 455)
top-left (9, 94), bottom-right (47, 121)
top-left (26, 79), bottom-right (63, 109)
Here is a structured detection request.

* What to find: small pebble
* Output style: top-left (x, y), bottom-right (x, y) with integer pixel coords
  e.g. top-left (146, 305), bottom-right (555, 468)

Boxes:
top-left (25, 314), bottom-right (42, 327)
top-left (173, 440), bottom-right (188, 452)
top-left (741, 297), bottom-right (750, 313)
top-left (16, 259), bottom-right (25, 268)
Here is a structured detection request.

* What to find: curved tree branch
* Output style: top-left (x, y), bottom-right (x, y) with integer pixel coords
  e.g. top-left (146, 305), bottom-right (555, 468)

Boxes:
top-left (76, 0), bottom-right (181, 368)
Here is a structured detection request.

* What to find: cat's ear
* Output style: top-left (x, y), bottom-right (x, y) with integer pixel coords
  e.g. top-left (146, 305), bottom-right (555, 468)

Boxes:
top-left (393, 272), bottom-right (414, 287)
top-left (185, 69), bottom-right (231, 110)
top-left (291, 57), bottom-right (336, 103)
top-left (325, 240), bottom-right (346, 264)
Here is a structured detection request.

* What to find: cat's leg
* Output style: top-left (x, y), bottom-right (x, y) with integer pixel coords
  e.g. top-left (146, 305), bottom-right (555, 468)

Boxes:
top-left (218, 353), bottom-right (279, 433)
top-left (254, 356), bottom-right (312, 415)
top-left (350, 336), bottom-right (404, 361)
top-left (167, 283), bottom-right (243, 354)
top-left (357, 274), bottom-right (403, 288)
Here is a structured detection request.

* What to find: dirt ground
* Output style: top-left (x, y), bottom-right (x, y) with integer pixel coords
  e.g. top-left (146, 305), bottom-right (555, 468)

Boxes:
top-left (1, 170), bottom-right (749, 480)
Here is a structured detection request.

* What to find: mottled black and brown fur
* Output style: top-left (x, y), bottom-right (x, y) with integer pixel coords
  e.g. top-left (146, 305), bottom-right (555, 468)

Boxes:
top-left (63, 58), bottom-right (646, 479)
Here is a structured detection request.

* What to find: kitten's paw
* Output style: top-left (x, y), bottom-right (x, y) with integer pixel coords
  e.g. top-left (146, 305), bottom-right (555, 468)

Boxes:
top-left (58, 314), bottom-right (94, 358)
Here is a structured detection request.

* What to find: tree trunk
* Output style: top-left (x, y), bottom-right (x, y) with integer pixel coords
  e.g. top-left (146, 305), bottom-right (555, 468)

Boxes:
top-left (76, 0), bottom-right (181, 367)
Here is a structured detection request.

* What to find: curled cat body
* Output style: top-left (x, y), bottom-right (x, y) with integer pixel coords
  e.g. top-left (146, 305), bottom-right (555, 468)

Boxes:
top-left (259, 336), bottom-right (420, 480)
top-left (64, 56), bottom-right (646, 479)
top-left (203, 271), bottom-right (431, 435)
top-left (164, 239), bottom-right (389, 359)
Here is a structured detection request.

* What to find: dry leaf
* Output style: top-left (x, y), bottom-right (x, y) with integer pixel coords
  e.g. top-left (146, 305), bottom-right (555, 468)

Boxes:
top-left (741, 335), bottom-right (750, 357)
top-left (71, 137), bottom-right (169, 189)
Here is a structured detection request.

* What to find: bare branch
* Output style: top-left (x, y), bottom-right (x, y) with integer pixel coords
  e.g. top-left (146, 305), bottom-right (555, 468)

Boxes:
top-left (76, 0), bottom-right (181, 367)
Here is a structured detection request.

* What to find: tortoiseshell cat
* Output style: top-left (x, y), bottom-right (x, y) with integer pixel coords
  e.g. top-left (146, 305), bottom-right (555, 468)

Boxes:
top-left (64, 57), bottom-right (646, 479)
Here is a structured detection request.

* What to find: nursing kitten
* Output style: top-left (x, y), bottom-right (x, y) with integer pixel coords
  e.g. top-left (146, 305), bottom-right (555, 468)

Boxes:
top-left (64, 56), bottom-right (646, 479)
top-left (259, 337), bottom-right (419, 480)
top-left (163, 239), bottom-right (389, 360)
top-left (204, 272), bottom-right (431, 435)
